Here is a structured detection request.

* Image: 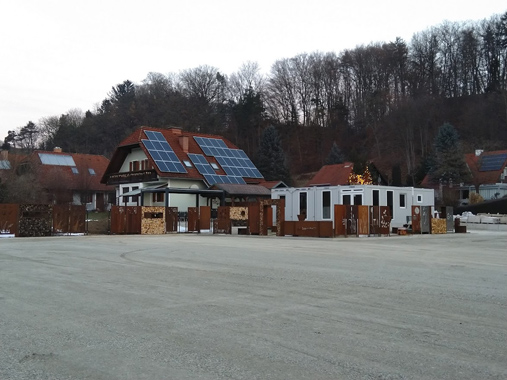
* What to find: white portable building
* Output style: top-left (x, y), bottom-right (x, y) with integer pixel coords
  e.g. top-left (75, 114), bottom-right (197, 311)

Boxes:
top-left (272, 185), bottom-right (435, 228)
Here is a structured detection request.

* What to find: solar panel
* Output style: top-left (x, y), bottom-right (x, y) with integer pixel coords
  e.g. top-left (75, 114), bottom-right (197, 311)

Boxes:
top-left (193, 137), bottom-right (264, 179)
top-left (479, 154), bottom-right (507, 171)
top-left (141, 130), bottom-right (187, 174)
top-left (39, 153), bottom-right (76, 166)
top-left (188, 153), bottom-right (216, 175)
top-left (203, 174), bottom-right (246, 186)
top-left (188, 153), bottom-right (245, 186)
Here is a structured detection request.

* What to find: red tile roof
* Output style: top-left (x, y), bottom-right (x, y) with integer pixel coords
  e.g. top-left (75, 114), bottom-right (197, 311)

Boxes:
top-left (104, 126), bottom-right (264, 184)
top-left (32, 151), bottom-right (114, 192)
top-left (421, 150), bottom-right (507, 189)
top-left (306, 163), bottom-right (354, 186)
top-left (465, 150), bottom-right (507, 186)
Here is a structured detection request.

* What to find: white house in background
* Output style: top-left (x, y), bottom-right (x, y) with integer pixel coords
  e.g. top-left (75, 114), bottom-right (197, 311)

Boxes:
top-left (272, 185), bottom-right (435, 228)
top-left (101, 126), bottom-right (268, 209)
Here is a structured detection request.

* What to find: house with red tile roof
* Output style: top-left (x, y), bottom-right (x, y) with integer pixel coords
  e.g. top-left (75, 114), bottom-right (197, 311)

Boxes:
top-left (459, 149), bottom-right (507, 202)
top-left (30, 148), bottom-right (115, 210)
top-left (1, 148), bottom-right (114, 210)
top-left (420, 149), bottom-right (507, 204)
top-left (306, 162), bottom-right (355, 186)
top-left (305, 162), bottom-right (387, 187)
top-left (101, 127), bottom-right (270, 208)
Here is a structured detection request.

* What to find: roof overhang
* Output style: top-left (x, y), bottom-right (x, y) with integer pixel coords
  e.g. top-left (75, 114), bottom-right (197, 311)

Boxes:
top-left (210, 183), bottom-right (272, 197)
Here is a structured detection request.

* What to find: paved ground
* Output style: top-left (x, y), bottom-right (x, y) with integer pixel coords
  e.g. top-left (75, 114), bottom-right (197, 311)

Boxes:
top-left (1, 231), bottom-right (506, 380)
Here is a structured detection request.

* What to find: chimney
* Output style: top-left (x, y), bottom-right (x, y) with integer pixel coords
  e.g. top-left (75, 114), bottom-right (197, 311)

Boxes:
top-left (179, 136), bottom-right (189, 153)
top-left (0, 150), bottom-right (7, 161)
top-left (54, 147), bottom-right (63, 153)
top-left (169, 127), bottom-right (182, 135)
top-left (475, 149), bottom-right (483, 157)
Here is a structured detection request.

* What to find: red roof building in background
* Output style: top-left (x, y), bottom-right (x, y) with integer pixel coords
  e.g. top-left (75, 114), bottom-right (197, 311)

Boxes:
top-left (0, 147), bottom-right (114, 210)
top-left (305, 162), bottom-right (386, 187)
top-left (30, 148), bottom-right (115, 210)
top-left (306, 163), bottom-right (355, 186)
top-left (465, 150), bottom-right (507, 189)
top-left (421, 149), bottom-right (507, 204)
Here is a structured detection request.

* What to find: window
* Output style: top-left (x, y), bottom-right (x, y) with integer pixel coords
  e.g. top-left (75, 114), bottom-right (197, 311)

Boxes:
top-left (387, 190), bottom-right (394, 220)
top-left (400, 193), bottom-right (406, 208)
top-left (71, 167), bottom-right (79, 174)
top-left (210, 162), bottom-right (219, 170)
top-left (417, 194), bottom-right (422, 203)
top-left (122, 187), bottom-right (130, 203)
top-left (372, 189), bottom-right (379, 206)
top-left (80, 193), bottom-right (92, 203)
top-left (131, 186), bottom-right (139, 203)
top-left (153, 192), bottom-right (165, 203)
top-left (183, 160), bottom-right (193, 168)
top-left (354, 194), bottom-right (362, 205)
top-left (299, 192), bottom-right (307, 216)
top-left (343, 194), bottom-right (351, 205)
top-left (88, 168), bottom-right (96, 175)
top-left (322, 191), bottom-right (331, 219)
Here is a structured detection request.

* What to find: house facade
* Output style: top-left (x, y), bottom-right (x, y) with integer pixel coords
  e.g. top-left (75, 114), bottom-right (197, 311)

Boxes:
top-left (101, 127), bottom-right (268, 210)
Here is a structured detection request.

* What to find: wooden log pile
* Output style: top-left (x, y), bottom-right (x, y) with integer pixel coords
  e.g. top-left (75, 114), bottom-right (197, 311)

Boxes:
top-left (230, 207), bottom-right (248, 220)
top-left (19, 204), bottom-right (52, 237)
top-left (431, 219), bottom-right (447, 234)
top-left (141, 206), bottom-right (165, 234)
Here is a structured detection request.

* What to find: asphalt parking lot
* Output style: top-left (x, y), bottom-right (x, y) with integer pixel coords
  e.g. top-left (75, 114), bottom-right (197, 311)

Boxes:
top-left (1, 231), bottom-right (506, 380)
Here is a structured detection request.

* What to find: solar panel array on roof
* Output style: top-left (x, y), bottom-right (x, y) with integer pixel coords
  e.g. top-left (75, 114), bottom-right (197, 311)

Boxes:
top-left (187, 153), bottom-right (245, 186)
top-left (39, 153), bottom-right (76, 166)
top-left (142, 131), bottom-right (187, 174)
top-left (479, 153), bottom-right (507, 171)
top-left (203, 174), bottom-right (246, 186)
top-left (193, 137), bottom-right (263, 179)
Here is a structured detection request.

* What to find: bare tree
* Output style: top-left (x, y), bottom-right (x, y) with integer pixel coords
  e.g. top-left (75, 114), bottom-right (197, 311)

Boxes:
top-left (179, 65), bottom-right (226, 103)
top-left (38, 116), bottom-right (60, 150)
top-left (227, 61), bottom-right (266, 102)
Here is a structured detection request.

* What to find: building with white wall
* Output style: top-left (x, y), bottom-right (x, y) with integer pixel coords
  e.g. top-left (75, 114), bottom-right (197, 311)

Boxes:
top-left (272, 185), bottom-right (434, 228)
top-left (101, 127), bottom-right (268, 209)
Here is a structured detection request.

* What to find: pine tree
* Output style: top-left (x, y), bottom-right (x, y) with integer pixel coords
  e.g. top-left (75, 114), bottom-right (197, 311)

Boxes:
top-left (326, 142), bottom-right (345, 164)
top-left (430, 123), bottom-right (469, 185)
top-left (255, 126), bottom-right (291, 184)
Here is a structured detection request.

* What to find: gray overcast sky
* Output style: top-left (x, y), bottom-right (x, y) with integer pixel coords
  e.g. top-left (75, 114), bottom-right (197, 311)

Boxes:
top-left (1, 0), bottom-right (506, 142)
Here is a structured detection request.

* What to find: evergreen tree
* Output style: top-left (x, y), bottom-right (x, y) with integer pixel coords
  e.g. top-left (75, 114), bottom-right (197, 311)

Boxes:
top-left (430, 123), bottom-right (469, 185)
top-left (255, 126), bottom-right (291, 184)
top-left (326, 142), bottom-right (345, 164)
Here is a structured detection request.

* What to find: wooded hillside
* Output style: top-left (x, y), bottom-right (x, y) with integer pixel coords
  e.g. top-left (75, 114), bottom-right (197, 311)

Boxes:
top-left (3, 12), bottom-right (507, 186)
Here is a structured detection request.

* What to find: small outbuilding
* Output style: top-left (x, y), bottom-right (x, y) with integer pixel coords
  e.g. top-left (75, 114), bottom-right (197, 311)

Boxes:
top-left (272, 184), bottom-right (435, 229)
